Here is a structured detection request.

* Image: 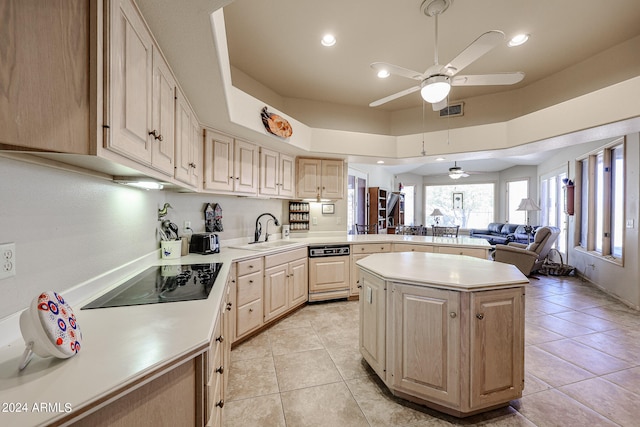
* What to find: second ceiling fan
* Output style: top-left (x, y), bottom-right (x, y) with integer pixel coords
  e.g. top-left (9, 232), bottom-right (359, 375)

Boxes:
top-left (369, 0), bottom-right (525, 111)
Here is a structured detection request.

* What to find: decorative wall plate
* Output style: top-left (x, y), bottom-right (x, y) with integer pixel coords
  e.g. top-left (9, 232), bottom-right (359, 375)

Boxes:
top-left (261, 107), bottom-right (293, 138)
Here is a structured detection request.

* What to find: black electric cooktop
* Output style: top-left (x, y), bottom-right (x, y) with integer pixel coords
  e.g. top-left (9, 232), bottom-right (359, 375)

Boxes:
top-left (82, 263), bottom-right (223, 309)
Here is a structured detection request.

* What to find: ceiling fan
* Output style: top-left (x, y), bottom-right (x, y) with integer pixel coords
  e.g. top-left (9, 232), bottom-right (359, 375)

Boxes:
top-left (369, 0), bottom-right (525, 111)
top-left (448, 162), bottom-right (470, 179)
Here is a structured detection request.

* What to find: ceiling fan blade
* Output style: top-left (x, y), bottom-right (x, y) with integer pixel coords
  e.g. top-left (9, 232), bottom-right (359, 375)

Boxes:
top-left (451, 72), bottom-right (525, 86)
top-left (369, 86), bottom-right (421, 107)
top-left (370, 62), bottom-right (424, 81)
top-left (444, 31), bottom-right (505, 76)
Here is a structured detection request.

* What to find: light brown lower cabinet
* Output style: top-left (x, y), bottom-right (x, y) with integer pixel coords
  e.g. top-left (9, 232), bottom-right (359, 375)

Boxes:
top-left (264, 248), bottom-right (308, 322)
top-left (234, 257), bottom-right (264, 340)
top-left (69, 296), bottom-right (233, 427)
top-left (360, 271), bottom-right (524, 417)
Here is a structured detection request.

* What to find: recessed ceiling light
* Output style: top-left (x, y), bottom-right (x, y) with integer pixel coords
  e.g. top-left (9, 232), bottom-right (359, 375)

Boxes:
top-left (377, 160), bottom-right (385, 164)
top-left (436, 157), bottom-right (446, 161)
top-left (321, 34), bottom-right (336, 47)
top-left (377, 69), bottom-right (390, 78)
top-left (508, 34), bottom-right (529, 47)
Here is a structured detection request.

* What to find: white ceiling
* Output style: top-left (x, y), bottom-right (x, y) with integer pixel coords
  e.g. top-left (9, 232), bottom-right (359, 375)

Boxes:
top-left (224, 0), bottom-right (640, 112)
top-left (137, 0), bottom-right (640, 176)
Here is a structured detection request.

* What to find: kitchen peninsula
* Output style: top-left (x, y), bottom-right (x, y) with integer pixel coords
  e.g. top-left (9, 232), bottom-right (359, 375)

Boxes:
top-left (357, 252), bottom-right (528, 417)
top-left (0, 234), bottom-right (494, 425)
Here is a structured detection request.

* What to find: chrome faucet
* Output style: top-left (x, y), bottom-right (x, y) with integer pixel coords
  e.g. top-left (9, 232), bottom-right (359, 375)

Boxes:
top-left (253, 213), bottom-right (280, 243)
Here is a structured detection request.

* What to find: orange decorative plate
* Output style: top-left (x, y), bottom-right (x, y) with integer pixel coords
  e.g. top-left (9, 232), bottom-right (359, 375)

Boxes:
top-left (261, 107), bottom-right (292, 138)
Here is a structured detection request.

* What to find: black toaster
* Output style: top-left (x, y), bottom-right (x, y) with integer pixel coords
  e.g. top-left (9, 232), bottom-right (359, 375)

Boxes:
top-left (189, 233), bottom-right (220, 254)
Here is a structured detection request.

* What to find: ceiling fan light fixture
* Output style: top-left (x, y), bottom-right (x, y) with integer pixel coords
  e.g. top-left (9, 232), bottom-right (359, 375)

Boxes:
top-left (377, 69), bottom-right (390, 78)
top-left (421, 76), bottom-right (451, 103)
top-left (508, 33), bottom-right (529, 47)
top-left (449, 172), bottom-right (463, 179)
top-left (321, 34), bottom-right (336, 47)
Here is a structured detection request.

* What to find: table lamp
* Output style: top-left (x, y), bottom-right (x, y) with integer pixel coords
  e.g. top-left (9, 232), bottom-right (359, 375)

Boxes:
top-left (516, 198), bottom-right (541, 242)
top-left (430, 208), bottom-right (444, 225)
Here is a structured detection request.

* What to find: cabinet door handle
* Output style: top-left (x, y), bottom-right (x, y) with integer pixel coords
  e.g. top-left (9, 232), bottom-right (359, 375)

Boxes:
top-left (450, 312), bottom-right (457, 318)
top-left (357, 285), bottom-right (362, 289)
top-left (148, 130), bottom-right (163, 141)
top-left (476, 313), bottom-right (484, 320)
top-left (216, 335), bottom-right (224, 343)
top-left (249, 308), bottom-right (254, 313)
top-left (249, 279), bottom-right (253, 284)
top-left (215, 366), bottom-right (224, 374)
top-left (216, 400), bottom-right (224, 408)
top-left (226, 302), bottom-right (232, 311)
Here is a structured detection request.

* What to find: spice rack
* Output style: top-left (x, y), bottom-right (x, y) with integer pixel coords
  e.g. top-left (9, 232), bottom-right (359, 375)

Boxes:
top-left (288, 201), bottom-right (310, 231)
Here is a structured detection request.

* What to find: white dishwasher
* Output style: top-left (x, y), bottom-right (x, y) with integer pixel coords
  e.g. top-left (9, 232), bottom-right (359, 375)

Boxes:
top-left (308, 245), bottom-right (351, 301)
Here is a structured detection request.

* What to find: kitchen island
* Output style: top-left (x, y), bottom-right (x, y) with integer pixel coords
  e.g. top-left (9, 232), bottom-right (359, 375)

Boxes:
top-left (357, 252), bottom-right (528, 417)
top-left (0, 234), bottom-right (492, 426)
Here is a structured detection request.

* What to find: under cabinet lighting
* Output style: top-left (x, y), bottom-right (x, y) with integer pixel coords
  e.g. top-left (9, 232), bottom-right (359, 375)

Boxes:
top-left (113, 178), bottom-right (164, 190)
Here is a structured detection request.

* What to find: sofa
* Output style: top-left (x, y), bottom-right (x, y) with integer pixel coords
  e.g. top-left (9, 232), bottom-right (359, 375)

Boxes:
top-left (469, 222), bottom-right (537, 245)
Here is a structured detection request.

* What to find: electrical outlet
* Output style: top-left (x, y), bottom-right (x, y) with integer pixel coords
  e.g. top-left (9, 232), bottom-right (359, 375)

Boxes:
top-left (184, 220), bottom-right (192, 230)
top-left (0, 243), bottom-right (16, 279)
top-left (312, 216), bottom-right (318, 225)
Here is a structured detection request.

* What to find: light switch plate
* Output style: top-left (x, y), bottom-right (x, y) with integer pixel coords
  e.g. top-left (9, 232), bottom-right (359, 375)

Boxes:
top-left (627, 219), bottom-right (634, 228)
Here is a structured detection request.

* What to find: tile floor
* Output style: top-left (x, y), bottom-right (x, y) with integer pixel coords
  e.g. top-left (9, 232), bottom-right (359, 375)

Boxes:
top-left (224, 274), bottom-right (640, 426)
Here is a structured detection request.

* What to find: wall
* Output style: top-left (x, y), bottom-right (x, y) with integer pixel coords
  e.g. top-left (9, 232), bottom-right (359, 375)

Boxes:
top-left (0, 156), bottom-right (161, 319)
top-left (537, 133), bottom-right (640, 308)
top-left (0, 155), bottom-right (345, 319)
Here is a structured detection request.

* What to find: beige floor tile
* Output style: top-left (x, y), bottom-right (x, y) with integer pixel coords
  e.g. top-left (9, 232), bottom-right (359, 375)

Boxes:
top-left (582, 304), bottom-right (640, 328)
top-left (537, 338), bottom-right (632, 375)
top-left (226, 356), bottom-right (279, 401)
top-left (273, 348), bottom-right (342, 392)
top-left (551, 310), bottom-right (620, 332)
top-left (540, 292), bottom-right (614, 311)
top-left (268, 325), bottom-right (324, 356)
top-left (603, 366), bottom-right (640, 395)
top-left (521, 372), bottom-right (552, 396)
top-left (268, 311), bottom-right (313, 332)
top-left (230, 332), bottom-right (271, 362)
top-left (223, 393), bottom-right (286, 427)
top-left (527, 313), bottom-right (596, 337)
top-left (325, 345), bottom-right (371, 380)
top-left (526, 298), bottom-right (573, 315)
top-left (524, 346), bottom-right (595, 387)
top-left (573, 331), bottom-right (640, 364)
top-left (513, 388), bottom-right (617, 426)
top-left (560, 377), bottom-right (640, 426)
top-left (524, 322), bottom-right (565, 345)
top-left (280, 382), bottom-right (369, 427)
top-left (346, 376), bottom-right (439, 427)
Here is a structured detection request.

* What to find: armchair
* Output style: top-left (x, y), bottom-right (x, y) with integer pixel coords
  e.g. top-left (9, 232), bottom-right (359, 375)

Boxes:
top-left (493, 226), bottom-right (560, 276)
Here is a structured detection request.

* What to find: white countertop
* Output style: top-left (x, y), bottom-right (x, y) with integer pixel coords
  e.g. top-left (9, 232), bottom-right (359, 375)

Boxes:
top-left (0, 234), bottom-right (492, 426)
top-left (357, 252), bottom-right (528, 291)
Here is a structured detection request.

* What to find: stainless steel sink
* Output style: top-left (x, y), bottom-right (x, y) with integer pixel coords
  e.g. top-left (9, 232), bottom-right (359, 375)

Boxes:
top-left (230, 241), bottom-right (304, 252)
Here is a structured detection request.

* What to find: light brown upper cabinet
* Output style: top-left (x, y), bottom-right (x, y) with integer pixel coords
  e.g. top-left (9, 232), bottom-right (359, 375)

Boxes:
top-left (296, 158), bottom-right (344, 199)
top-left (106, 0), bottom-right (176, 174)
top-left (259, 148), bottom-right (295, 198)
top-left (0, 0), bottom-right (90, 153)
top-left (174, 89), bottom-right (202, 189)
top-left (203, 130), bottom-right (259, 195)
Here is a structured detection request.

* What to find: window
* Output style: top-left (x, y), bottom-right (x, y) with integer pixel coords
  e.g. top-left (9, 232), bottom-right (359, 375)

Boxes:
top-left (540, 170), bottom-right (567, 254)
top-left (506, 179), bottom-right (528, 224)
top-left (577, 138), bottom-right (625, 261)
top-left (425, 183), bottom-right (494, 229)
top-left (403, 185), bottom-right (415, 226)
